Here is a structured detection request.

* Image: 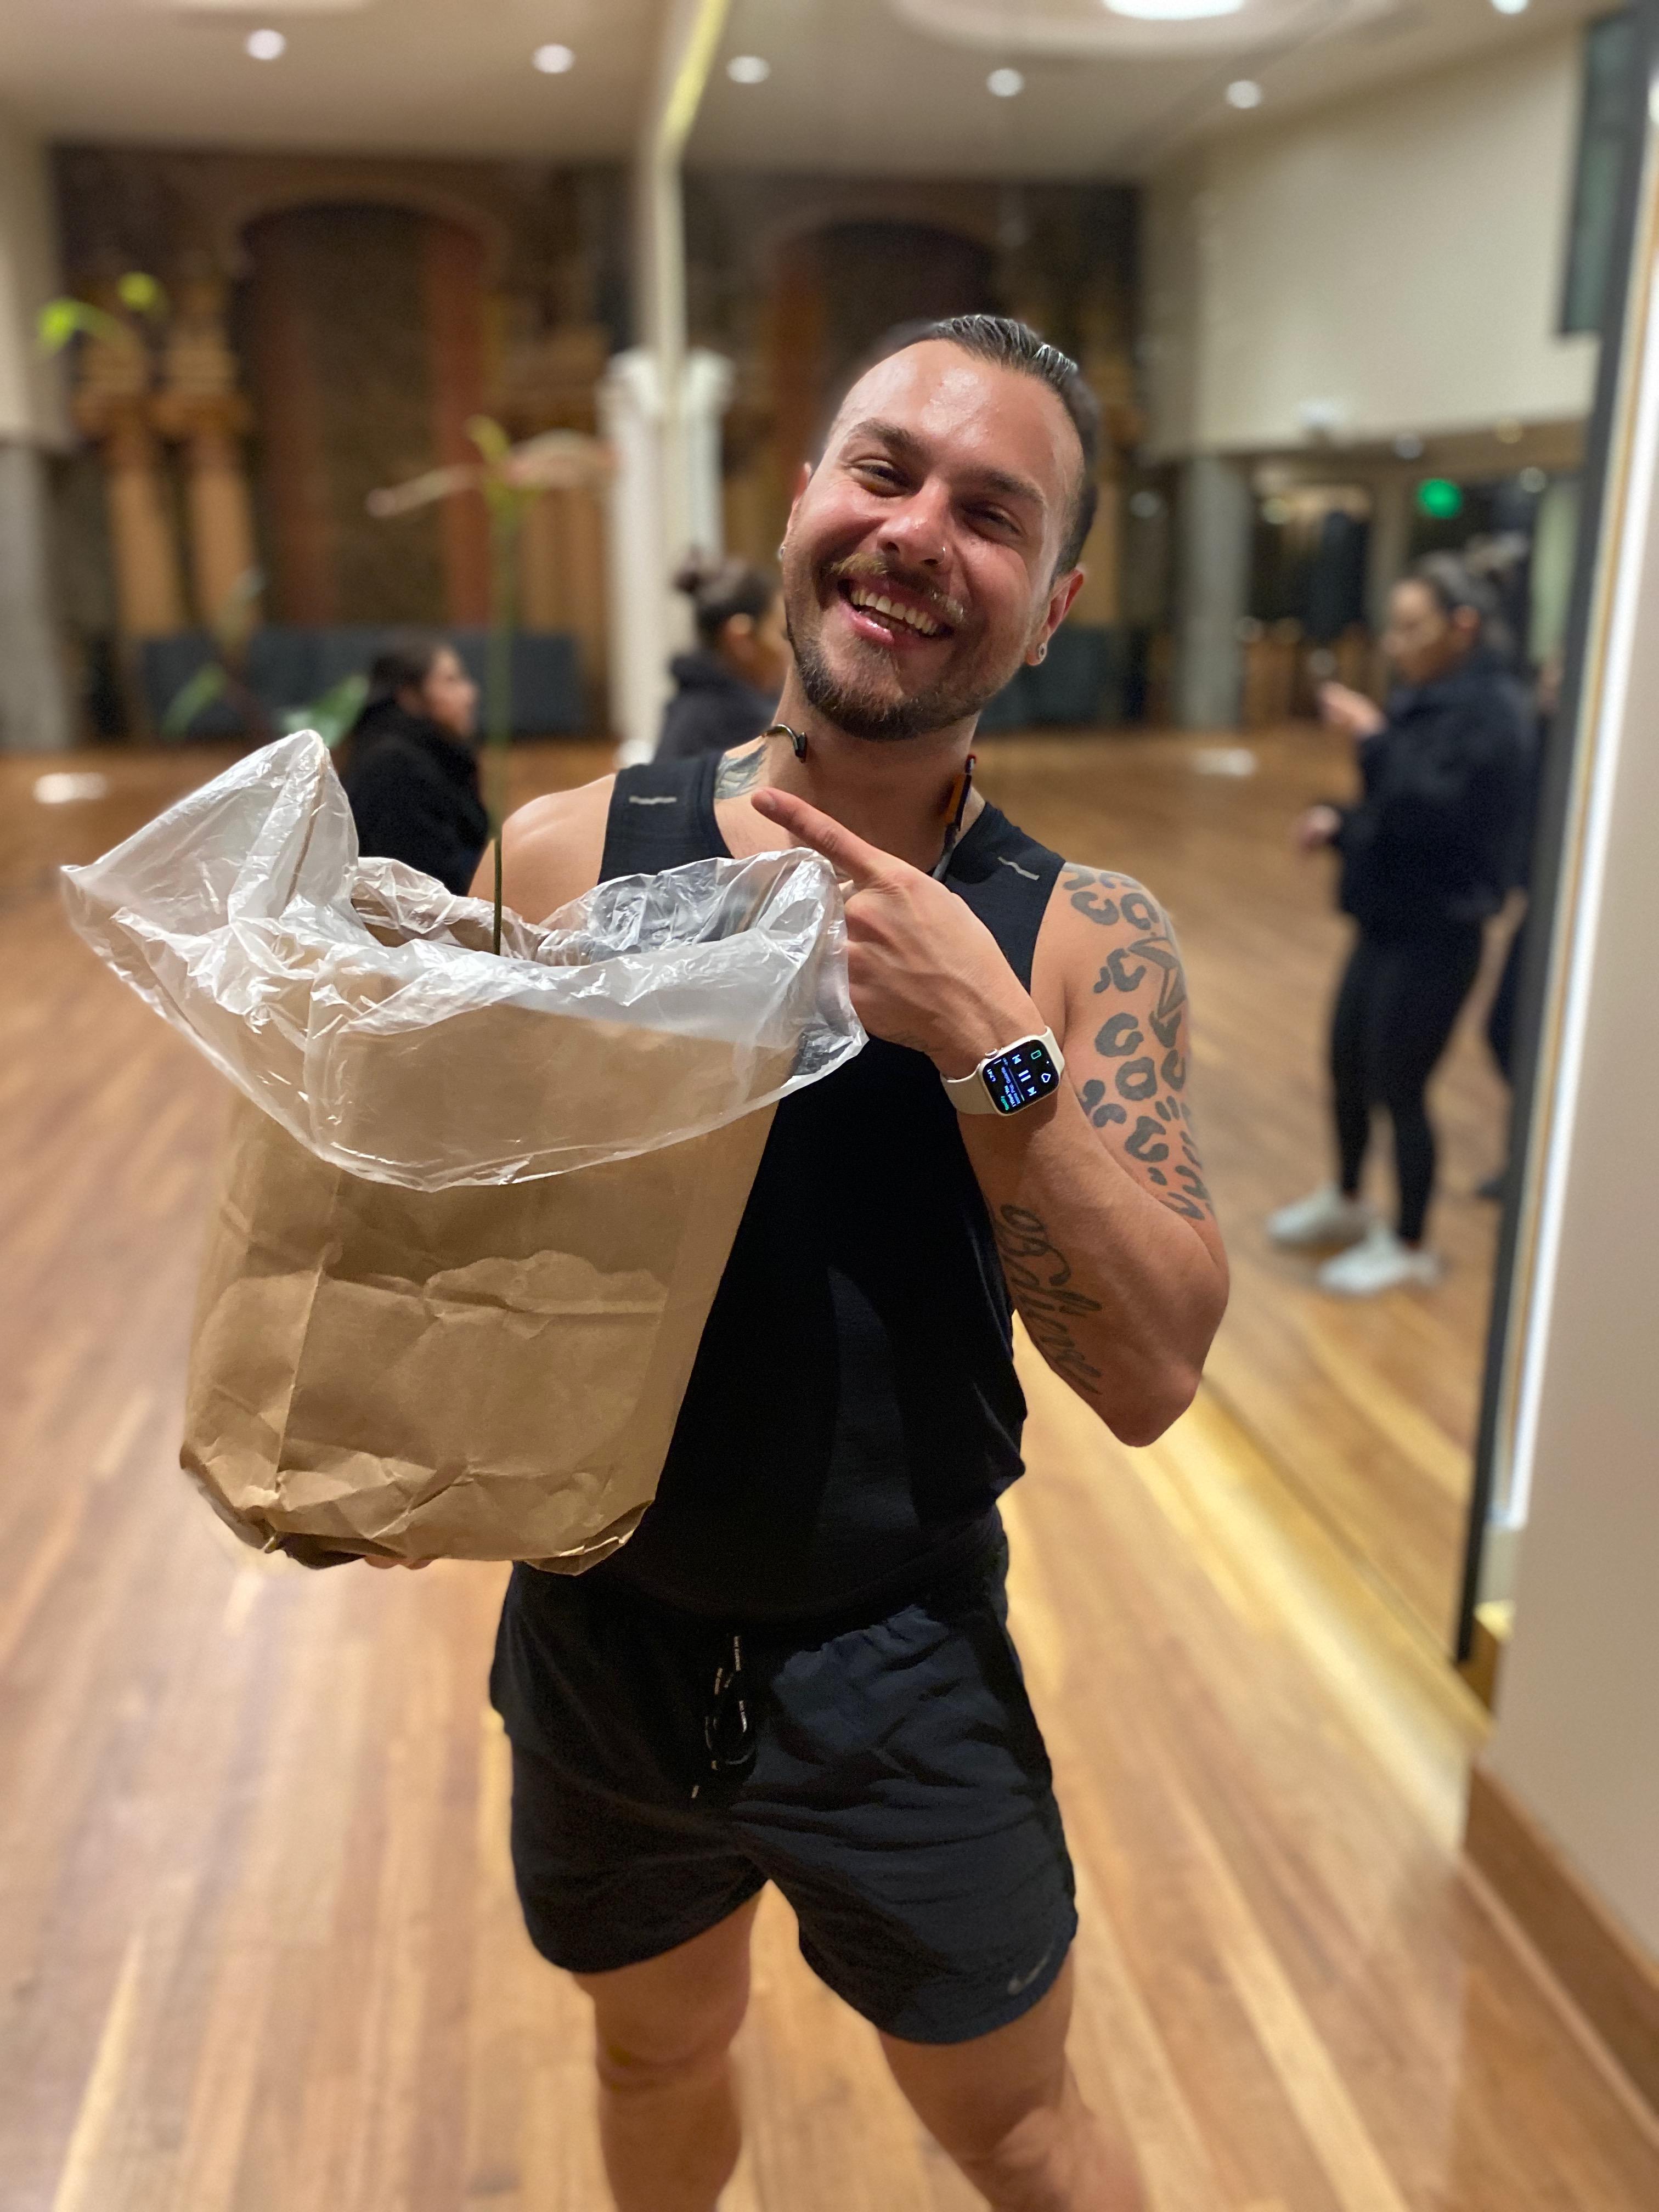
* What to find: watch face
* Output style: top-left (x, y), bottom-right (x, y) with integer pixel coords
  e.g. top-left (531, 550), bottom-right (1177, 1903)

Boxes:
top-left (980, 1039), bottom-right (1059, 1114)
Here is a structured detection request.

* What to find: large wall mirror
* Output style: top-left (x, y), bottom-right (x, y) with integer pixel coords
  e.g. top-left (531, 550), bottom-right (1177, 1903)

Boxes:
top-left (686, 0), bottom-right (1658, 1676)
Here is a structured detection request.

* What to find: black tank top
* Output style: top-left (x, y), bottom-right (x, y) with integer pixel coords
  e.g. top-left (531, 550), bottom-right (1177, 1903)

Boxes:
top-left (592, 749), bottom-right (1064, 1622)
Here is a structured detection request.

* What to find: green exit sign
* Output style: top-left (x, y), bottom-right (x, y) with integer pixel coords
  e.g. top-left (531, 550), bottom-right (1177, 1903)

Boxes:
top-left (1417, 478), bottom-right (1464, 520)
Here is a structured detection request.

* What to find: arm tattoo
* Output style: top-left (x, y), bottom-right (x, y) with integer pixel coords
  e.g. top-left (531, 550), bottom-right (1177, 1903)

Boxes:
top-left (1070, 866), bottom-right (1214, 1226)
top-left (1060, 864), bottom-right (1138, 928)
top-left (992, 1203), bottom-right (1104, 1397)
top-left (715, 741), bottom-right (766, 798)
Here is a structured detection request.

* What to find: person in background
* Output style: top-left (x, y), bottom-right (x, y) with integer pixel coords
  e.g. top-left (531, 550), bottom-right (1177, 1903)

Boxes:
top-left (655, 557), bottom-right (789, 761)
top-left (1477, 652), bottom-right (1557, 1198)
top-left (338, 634), bottom-right (487, 896)
top-left (1268, 554), bottom-right (1530, 1295)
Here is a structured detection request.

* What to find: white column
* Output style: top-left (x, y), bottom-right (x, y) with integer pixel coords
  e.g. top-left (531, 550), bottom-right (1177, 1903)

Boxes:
top-left (618, 0), bottom-right (733, 761)
top-left (600, 348), bottom-right (667, 766)
top-left (683, 346), bottom-right (735, 560)
top-left (1172, 453), bottom-right (1251, 730)
top-left (1365, 470), bottom-right (1414, 633)
top-left (0, 110), bottom-right (72, 752)
top-left (601, 345), bottom-right (734, 765)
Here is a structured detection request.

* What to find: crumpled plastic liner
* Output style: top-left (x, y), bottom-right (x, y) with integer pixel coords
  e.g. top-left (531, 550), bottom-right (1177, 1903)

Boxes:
top-left (61, 731), bottom-right (865, 1187)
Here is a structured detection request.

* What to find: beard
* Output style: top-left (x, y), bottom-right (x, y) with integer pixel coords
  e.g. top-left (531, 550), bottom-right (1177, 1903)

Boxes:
top-left (783, 552), bottom-right (1022, 743)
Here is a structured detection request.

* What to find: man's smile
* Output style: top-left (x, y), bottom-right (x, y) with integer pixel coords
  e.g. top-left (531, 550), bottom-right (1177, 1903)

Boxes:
top-left (828, 564), bottom-right (965, 656)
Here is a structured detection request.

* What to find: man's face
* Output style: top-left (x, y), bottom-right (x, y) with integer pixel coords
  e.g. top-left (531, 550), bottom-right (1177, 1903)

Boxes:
top-left (781, 342), bottom-right (1085, 743)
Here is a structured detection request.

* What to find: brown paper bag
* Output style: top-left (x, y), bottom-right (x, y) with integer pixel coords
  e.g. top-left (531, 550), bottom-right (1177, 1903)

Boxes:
top-left (184, 1090), bottom-right (775, 1570)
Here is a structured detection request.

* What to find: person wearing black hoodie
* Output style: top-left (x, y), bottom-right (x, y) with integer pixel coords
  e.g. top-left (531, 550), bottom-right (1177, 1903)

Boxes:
top-left (655, 557), bottom-right (789, 762)
top-left (1268, 555), bottom-right (1530, 1294)
top-left (338, 634), bottom-right (488, 896)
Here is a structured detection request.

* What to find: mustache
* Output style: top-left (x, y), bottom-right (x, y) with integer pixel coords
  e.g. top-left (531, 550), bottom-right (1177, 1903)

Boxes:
top-left (824, 551), bottom-right (968, 633)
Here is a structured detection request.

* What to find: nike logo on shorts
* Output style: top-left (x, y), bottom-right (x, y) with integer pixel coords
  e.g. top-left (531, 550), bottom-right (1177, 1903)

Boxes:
top-left (1000, 855), bottom-right (1039, 881)
top-left (1006, 1944), bottom-right (1054, 1996)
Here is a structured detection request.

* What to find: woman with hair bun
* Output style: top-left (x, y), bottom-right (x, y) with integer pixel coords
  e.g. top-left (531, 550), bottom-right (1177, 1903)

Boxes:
top-left (655, 556), bottom-right (789, 762)
top-left (1267, 554), bottom-right (1531, 1295)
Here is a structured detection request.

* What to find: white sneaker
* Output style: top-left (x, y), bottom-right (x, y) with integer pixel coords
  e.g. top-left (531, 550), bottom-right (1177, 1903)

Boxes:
top-left (1266, 1184), bottom-right (1372, 1250)
top-left (1317, 1224), bottom-right (1442, 1296)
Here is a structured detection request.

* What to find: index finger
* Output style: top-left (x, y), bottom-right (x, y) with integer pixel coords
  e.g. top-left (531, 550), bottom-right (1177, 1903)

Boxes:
top-left (751, 787), bottom-right (894, 888)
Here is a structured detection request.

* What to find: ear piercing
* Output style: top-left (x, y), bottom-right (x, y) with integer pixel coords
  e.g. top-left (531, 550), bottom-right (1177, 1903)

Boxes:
top-left (765, 721), bottom-right (810, 760)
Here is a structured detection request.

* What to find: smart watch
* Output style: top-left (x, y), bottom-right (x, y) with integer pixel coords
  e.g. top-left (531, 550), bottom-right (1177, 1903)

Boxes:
top-left (941, 1030), bottom-right (1066, 1116)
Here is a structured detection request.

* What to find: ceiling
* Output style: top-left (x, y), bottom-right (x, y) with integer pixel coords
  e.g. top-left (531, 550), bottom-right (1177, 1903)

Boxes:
top-left (693, 0), bottom-right (1607, 177)
top-left (0, 0), bottom-right (1607, 174)
top-left (0, 0), bottom-right (660, 161)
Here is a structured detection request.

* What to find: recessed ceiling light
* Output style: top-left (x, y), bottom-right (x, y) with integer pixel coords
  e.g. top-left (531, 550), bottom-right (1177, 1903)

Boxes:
top-left (1106, 1), bottom-right (1246, 20)
top-left (988, 67), bottom-right (1025, 97)
top-left (245, 27), bottom-right (286, 61)
top-left (1225, 79), bottom-right (1263, 110)
top-left (1490, 0), bottom-right (1530, 16)
top-left (533, 43), bottom-right (575, 75)
top-left (727, 54), bottom-right (770, 84)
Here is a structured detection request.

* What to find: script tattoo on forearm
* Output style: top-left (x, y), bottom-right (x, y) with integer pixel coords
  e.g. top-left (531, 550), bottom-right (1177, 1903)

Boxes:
top-left (992, 1203), bottom-right (1104, 1396)
top-left (715, 741), bottom-right (767, 798)
top-left (1069, 869), bottom-right (1215, 1225)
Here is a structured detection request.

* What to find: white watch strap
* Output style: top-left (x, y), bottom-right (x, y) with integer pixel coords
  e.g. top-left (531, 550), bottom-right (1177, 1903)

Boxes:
top-left (941, 1029), bottom-right (1065, 1115)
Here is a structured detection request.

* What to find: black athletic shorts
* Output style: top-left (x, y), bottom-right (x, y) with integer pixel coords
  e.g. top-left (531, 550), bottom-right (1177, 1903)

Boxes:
top-left (488, 1528), bottom-right (1077, 2046)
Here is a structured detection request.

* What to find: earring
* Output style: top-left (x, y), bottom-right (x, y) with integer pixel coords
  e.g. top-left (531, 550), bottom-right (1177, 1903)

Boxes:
top-left (1035, 642), bottom-right (1049, 663)
top-left (765, 721), bottom-right (809, 760)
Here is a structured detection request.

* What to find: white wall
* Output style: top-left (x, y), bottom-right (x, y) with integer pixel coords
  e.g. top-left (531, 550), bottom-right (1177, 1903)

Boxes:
top-left (0, 109), bottom-right (65, 446)
top-left (1482, 258), bottom-right (1659, 1962)
top-left (1144, 31), bottom-right (1599, 456)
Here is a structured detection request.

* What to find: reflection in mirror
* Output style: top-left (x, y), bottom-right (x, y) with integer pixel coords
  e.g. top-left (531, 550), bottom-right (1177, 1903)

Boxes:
top-left (685, 0), bottom-right (1640, 1672)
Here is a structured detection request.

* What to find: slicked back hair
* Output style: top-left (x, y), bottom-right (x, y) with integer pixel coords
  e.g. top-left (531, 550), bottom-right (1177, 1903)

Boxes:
top-left (840, 314), bottom-right (1102, 574)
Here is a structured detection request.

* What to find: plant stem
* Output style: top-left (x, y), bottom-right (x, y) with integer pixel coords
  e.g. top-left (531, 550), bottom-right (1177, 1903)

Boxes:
top-left (487, 499), bottom-right (521, 955)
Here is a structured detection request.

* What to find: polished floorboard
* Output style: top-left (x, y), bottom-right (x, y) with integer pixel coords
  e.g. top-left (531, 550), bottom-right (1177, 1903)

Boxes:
top-left (3, 736), bottom-right (1652, 2212)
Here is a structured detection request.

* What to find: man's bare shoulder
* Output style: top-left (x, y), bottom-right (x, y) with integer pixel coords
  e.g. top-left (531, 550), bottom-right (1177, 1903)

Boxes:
top-left (471, 774), bottom-right (615, 923)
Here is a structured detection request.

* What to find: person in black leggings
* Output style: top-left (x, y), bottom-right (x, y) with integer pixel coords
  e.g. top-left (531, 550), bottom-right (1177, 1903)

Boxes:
top-left (1268, 555), bottom-right (1530, 1295)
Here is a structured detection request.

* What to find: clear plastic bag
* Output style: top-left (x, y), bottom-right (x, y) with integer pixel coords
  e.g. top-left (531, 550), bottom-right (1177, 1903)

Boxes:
top-left (61, 732), bottom-right (865, 1187)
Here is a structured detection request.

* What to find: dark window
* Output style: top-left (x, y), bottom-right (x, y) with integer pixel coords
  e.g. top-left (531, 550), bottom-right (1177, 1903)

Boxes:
top-left (1560, 10), bottom-right (1641, 337)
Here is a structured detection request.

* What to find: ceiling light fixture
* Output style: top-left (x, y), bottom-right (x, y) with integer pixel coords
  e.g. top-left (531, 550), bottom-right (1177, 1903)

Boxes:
top-left (1106, 1), bottom-right (1247, 21)
top-left (245, 27), bottom-right (286, 61)
top-left (988, 67), bottom-right (1025, 97)
top-left (532, 43), bottom-right (575, 74)
top-left (727, 55), bottom-right (771, 84)
top-left (1226, 79), bottom-right (1263, 109)
top-left (1489, 0), bottom-right (1530, 16)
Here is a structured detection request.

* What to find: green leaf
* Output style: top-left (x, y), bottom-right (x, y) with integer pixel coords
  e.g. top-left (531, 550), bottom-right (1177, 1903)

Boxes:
top-left (161, 661), bottom-right (228, 738)
top-left (284, 672), bottom-right (369, 749)
top-left (466, 414), bottom-right (510, 466)
top-left (116, 270), bottom-right (168, 320)
top-left (37, 300), bottom-right (86, 354)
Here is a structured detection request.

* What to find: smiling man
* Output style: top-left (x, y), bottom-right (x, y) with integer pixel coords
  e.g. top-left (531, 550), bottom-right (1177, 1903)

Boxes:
top-left (477, 318), bottom-right (1228, 2212)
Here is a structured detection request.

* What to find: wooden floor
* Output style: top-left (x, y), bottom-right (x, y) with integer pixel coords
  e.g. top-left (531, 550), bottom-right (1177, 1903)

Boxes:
top-left (3, 736), bottom-right (1653, 2212)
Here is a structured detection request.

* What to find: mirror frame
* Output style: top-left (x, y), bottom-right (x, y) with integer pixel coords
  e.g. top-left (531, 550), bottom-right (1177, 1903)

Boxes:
top-left (1460, 0), bottom-right (1659, 1661)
